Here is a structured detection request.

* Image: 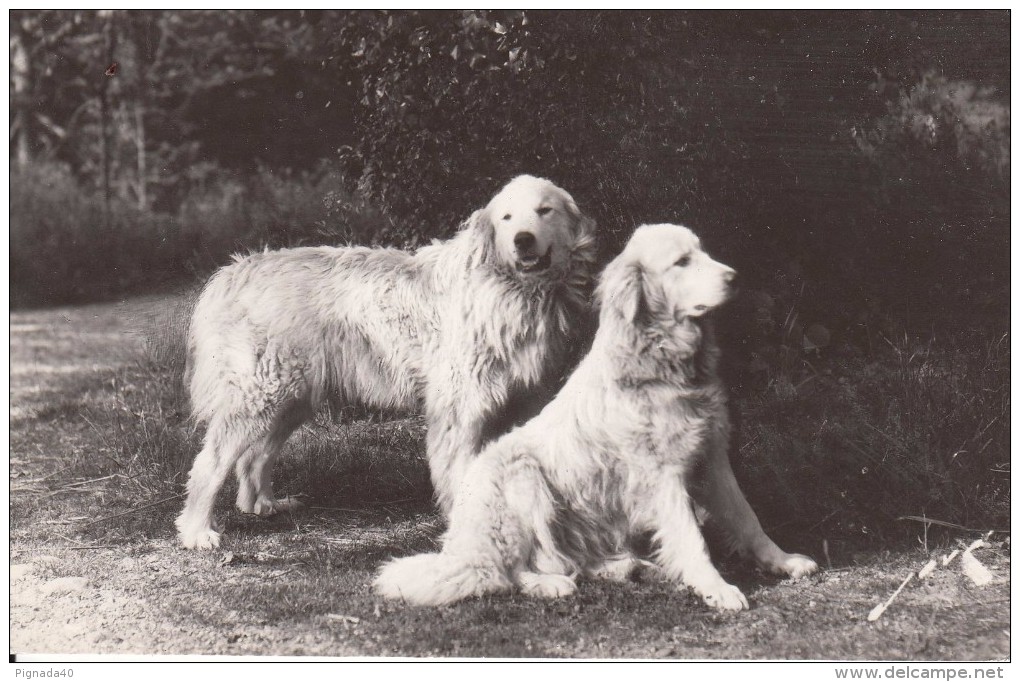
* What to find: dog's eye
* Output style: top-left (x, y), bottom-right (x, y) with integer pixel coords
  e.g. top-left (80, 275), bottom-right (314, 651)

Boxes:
top-left (675, 255), bottom-right (691, 267)
top-left (503, 214), bottom-right (512, 221)
top-left (536, 207), bottom-right (552, 216)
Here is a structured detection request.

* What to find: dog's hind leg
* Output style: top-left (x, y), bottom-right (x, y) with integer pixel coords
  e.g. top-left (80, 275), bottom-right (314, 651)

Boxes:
top-left (235, 403), bottom-right (310, 516)
top-left (645, 475), bottom-right (749, 611)
top-left (176, 418), bottom-right (259, 549)
top-left (691, 424), bottom-right (818, 579)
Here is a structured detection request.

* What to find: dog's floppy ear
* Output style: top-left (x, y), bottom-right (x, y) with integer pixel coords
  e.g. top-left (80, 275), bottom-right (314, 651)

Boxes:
top-left (464, 207), bottom-right (496, 268)
top-left (597, 253), bottom-right (646, 325)
top-left (563, 194), bottom-right (597, 242)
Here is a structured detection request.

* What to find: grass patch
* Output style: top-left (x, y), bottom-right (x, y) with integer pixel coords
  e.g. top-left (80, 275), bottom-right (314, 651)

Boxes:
top-left (11, 295), bottom-right (1009, 552)
top-left (9, 295), bottom-right (1010, 658)
top-left (734, 332), bottom-right (1010, 554)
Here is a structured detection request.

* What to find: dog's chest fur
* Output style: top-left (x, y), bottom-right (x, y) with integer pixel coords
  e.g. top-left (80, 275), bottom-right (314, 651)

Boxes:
top-left (457, 270), bottom-right (576, 389)
top-left (610, 379), bottom-right (723, 471)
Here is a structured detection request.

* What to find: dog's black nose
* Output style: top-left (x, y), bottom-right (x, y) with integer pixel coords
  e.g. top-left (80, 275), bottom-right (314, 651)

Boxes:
top-left (723, 269), bottom-right (737, 284)
top-left (514, 232), bottom-right (536, 252)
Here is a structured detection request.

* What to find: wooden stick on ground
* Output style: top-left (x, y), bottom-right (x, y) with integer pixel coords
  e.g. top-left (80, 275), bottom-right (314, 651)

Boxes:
top-left (868, 572), bottom-right (914, 622)
top-left (81, 493), bottom-right (186, 527)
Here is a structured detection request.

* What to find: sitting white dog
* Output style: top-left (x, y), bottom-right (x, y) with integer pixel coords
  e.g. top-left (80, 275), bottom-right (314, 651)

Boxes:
top-left (374, 223), bottom-right (818, 610)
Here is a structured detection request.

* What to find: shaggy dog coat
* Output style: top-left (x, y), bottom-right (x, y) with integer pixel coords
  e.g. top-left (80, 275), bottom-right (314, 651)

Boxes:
top-left (374, 224), bottom-right (818, 610)
top-left (175, 175), bottom-right (597, 549)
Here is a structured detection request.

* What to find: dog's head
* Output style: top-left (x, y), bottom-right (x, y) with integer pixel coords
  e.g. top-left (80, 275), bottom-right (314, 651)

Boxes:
top-left (469, 175), bottom-right (595, 278)
top-left (598, 223), bottom-right (736, 328)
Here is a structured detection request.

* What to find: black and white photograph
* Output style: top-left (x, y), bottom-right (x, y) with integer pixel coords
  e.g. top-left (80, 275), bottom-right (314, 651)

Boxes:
top-left (9, 9), bottom-right (1010, 664)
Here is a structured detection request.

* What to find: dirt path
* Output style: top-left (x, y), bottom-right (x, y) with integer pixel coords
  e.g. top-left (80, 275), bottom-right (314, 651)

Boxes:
top-left (8, 297), bottom-right (1011, 659)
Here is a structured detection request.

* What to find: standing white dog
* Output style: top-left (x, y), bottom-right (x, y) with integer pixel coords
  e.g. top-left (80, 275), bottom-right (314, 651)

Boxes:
top-left (374, 224), bottom-right (818, 610)
top-left (175, 175), bottom-right (597, 549)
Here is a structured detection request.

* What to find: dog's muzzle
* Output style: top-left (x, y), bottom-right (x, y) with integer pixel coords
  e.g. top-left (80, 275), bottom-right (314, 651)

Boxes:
top-left (515, 246), bottom-right (553, 273)
top-left (686, 283), bottom-right (737, 318)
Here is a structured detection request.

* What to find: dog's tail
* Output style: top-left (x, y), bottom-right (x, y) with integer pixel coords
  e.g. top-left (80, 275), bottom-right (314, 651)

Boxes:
top-left (374, 552), bottom-right (511, 606)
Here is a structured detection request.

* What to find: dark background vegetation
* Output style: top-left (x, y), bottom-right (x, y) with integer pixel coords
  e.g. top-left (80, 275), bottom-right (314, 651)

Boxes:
top-left (10, 10), bottom-right (1010, 546)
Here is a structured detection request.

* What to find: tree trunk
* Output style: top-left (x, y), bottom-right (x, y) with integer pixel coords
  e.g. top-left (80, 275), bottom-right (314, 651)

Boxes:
top-left (99, 10), bottom-right (118, 221)
top-left (10, 26), bottom-right (32, 168)
top-left (135, 102), bottom-right (147, 211)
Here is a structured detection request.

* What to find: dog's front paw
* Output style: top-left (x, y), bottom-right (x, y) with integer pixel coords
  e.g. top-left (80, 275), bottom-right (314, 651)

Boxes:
top-left (519, 572), bottom-right (576, 599)
top-left (696, 581), bottom-right (748, 612)
top-left (176, 514), bottom-right (223, 550)
top-left (179, 527), bottom-right (222, 550)
top-left (775, 553), bottom-right (819, 579)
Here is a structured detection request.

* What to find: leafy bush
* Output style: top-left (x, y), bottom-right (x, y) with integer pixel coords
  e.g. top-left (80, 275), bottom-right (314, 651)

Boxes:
top-left (845, 72), bottom-right (1010, 330)
top-left (332, 11), bottom-right (763, 250)
top-left (737, 332), bottom-right (1010, 546)
top-left (325, 11), bottom-right (1008, 341)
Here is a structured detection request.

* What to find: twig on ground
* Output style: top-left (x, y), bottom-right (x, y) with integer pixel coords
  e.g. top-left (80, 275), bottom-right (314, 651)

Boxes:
top-left (79, 413), bottom-right (125, 468)
top-left (956, 531), bottom-right (995, 554)
top-left (738, 434), bottom-right (760, 452)
top-left (898, 516), bottom-right (1007, 534)
top-left (268, 567), bottom-right (302, 580)
top-left (42, 488), bottom-right (95, 498)
top-left (961, 552), bottom-right (994, 586)
top-left (14, 544), bottom-right (120, 551)
top-left (868, 572), bottom-right (914, 622)
top-left (11, 485), bottom-right (49, 495)
top-left (81, 493), bottom-right (186, 527)
top-left (41, 517), bottom-right (90, 525)
top-left (917, 559), bottom-right (937, 580)
top-left (959, 532), bottom-right (996, 587)
top-left (806, 510), bottom-right (840, 532)
top-left (59, 473), bottom-right (124, 489)
top-left (39, 464), bottom-right (77, 482)
top-left (325, 614), bottom-right (360, 624)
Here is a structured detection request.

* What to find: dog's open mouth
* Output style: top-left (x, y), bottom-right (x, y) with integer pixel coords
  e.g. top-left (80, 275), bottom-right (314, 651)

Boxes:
top-left (515, 247), bottom-right (553, 273)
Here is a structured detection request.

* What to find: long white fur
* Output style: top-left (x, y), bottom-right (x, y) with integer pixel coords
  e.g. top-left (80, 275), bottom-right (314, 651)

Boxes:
top-left (175, 175), bottom-right (597, 550)
top-left (374, 224), bottom-right (819, 610)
